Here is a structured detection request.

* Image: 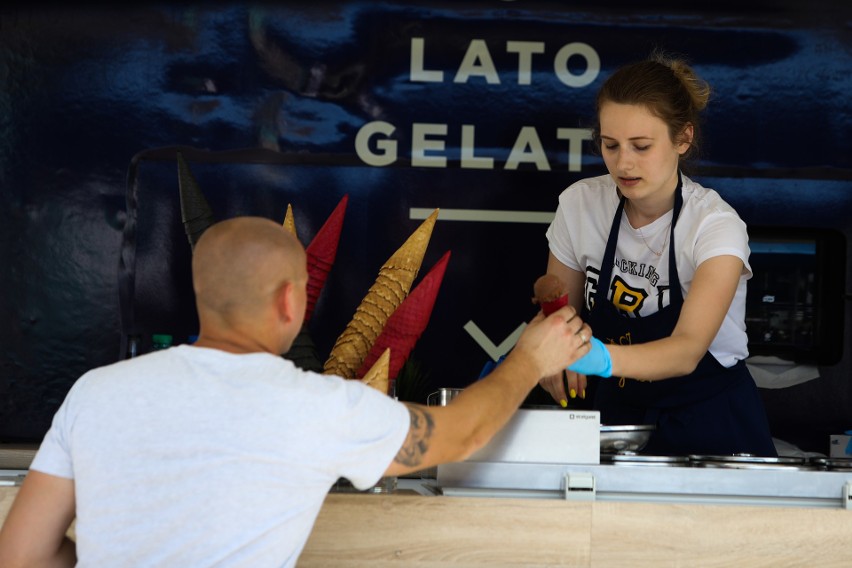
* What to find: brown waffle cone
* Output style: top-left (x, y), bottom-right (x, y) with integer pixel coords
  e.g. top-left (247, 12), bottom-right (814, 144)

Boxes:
top-left (361, 347), bottom-right (391, 395)
top-left (282, 204), bottom-right (298, 239)
top-left (356, 251), bottom-right (450, 384)
top-left (324, 209), bottom-right (439, 379)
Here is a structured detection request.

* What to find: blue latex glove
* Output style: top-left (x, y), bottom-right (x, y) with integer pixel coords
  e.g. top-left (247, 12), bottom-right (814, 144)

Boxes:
top-left (568, 336), bottom-right (613, 378)
top-left (478, 354), bottom-right (507, 379)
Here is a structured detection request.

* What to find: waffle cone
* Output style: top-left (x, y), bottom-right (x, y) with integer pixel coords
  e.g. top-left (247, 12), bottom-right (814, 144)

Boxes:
top-left (282, 204), bottom-right (297, 238)
top-left (361, 348), bottom-right (391, 395)
top-left (356, 250), bottom-right (450, 384)
top-left (324, 209), bottom-right (439, 379)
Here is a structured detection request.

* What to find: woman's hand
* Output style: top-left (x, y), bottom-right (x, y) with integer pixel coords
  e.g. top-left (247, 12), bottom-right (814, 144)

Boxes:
top-left (535, 311), bottom-right (592, 406)
top-left (565, 370), bottom-right (588, 402)
top-left (538, 369), bottom-right (588, 407)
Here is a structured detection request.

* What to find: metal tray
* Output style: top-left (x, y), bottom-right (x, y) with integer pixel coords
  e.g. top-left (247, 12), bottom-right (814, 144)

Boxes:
top-left (688, 454), bottom-right (816, 471)
top-left (600, 424), bottom-right (654, 453)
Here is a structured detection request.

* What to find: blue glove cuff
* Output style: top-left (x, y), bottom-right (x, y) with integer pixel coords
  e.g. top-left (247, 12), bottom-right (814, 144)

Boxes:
top-left (567, 336), bottom-right (613, 378)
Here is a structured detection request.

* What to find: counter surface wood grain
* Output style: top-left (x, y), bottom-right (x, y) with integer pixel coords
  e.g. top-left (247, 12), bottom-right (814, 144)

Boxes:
top-left (3, 486), bottom-right (852, 566)
top-left (299, 493), bottom-right (852, 567)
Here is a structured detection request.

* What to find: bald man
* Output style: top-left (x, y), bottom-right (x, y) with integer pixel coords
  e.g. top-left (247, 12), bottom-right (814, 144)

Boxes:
top-left (0, 217), bottom-right (593, 568)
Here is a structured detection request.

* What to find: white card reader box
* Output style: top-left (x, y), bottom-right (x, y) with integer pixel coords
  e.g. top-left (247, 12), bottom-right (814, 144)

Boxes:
top-left (466, 409), bottom-right (600, 465)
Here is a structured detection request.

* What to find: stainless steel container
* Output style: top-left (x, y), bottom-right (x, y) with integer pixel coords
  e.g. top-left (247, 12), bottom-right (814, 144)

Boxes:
top-left (811, 457), bottom-right (852, 472)
top-left (427, 388), bottom-right (463, 406)
top-left (600, 424), bottom-right (654, 453)
top-left (602, 452), bottom-right (688, 467)
top-left (422, 388), bottom-right (463, 480)
top-left (688, 454), bottom-right (817, 471)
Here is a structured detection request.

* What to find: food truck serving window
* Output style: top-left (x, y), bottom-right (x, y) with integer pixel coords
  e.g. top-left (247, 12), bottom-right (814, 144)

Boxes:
top-left (745, 226), bottom-right (846, 365)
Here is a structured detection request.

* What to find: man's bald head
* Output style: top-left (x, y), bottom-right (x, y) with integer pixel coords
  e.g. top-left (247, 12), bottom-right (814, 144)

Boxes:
top-left (192, 217), bottom-right (307, 329)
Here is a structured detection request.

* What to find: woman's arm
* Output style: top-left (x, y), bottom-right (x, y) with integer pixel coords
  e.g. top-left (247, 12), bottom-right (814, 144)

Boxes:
top-left (546, 253), bottom-right (586, 313)
top-left (538, 254), bottom-right (589, 403)
top-left (607, 254), bottom-right (744, 381)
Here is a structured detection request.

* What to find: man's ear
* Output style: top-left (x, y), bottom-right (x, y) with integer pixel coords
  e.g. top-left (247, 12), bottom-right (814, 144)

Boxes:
top-left (274, 281), bottom-right (296, 323)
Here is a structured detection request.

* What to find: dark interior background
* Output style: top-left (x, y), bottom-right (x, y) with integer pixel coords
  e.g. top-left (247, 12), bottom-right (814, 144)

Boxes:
top-left (1, 1), bottom-right (850, 453)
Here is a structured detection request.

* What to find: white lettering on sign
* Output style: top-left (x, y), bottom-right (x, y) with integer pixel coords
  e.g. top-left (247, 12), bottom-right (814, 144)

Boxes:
top-left (506, 41), bottom-right (545, 85)
top-left (354, 121), bottom-right (397, 166)
top-left (410, 37), bottom-right (600, 87)
top-left (454, 39), bottom-right (500, 84)
top-left (461, 125), bottom-right (494, 169)
top-left (367, 37), bottom-right (601, 171)
top-left (412, 123), bottom-right (448, 167)
top-left (355, 122), bottom-right (593, 172)
top-left (505, 126), bottom-right (549, 171)
top-left (409, 37), bottom-right (443, 82)
top-left (554, 42), bottom-right (600, 88)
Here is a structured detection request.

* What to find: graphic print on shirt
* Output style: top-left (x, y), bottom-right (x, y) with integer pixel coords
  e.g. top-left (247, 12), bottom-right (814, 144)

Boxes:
top-left (585, 259), bottom-right (671, 318)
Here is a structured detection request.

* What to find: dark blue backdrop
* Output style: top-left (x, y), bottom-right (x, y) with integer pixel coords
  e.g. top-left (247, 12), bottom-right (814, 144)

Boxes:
top-left (1, 1), bottom-right (850, 451)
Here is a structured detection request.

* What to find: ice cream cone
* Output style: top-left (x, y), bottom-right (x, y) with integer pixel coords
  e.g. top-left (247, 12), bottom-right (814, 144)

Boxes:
top-left (324, 208), bottom-right (439, 379)
top-left (532, 274), bottom-right (569, 316)
top-left (356, 250), bottom-right (450, 388)
top-left (361, 347), bottom-right (391, 395)
top-left (282, 204), bottom-right (297, 238)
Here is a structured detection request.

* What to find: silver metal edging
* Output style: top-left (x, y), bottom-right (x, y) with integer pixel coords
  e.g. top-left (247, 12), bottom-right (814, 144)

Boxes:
top-left (440, 486), bottom-right (844, 509)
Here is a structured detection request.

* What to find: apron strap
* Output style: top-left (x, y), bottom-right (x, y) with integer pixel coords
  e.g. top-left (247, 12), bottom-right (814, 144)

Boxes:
top-left (594, 174), bottom-right (686, 309)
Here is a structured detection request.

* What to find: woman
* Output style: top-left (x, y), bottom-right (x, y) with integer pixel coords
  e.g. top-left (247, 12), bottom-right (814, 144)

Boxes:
top-left (540, 52), bottom-right (776, 457)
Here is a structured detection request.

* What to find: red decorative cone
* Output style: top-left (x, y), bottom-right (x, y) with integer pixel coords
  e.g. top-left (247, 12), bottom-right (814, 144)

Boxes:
top-left (324, 209), bottom-right (439, 379)
top-left (356, 250), bottom-right (451, 388)
top-left (304, 194), bottom-right (348, 323)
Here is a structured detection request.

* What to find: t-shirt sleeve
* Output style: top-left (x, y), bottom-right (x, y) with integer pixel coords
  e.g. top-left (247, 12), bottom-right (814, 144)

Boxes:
top-left (546, 193), bottom-right (582, 272)
top-left (29, 378), bottom-right (83, 480)
top-left (333, 383), bottom-right (410, 490)
top-left (694, 212), bottom-right (753, 279)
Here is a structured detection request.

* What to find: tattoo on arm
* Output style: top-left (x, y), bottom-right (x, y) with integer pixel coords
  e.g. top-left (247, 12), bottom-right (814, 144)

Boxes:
top-left (394, 405), bottom-right (435, 467)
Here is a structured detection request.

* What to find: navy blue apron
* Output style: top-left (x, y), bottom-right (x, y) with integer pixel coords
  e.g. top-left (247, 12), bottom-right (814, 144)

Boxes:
top-left (584, 179), bottom-right (777, 457)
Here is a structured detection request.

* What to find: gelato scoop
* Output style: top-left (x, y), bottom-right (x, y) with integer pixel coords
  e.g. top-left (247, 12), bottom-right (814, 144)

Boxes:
top-left (532, 274), bottom-right (569, 316)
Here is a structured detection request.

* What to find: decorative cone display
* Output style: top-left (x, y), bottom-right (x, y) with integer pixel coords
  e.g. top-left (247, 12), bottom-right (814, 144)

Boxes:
top-left (176, 153), bottom-right (216, 251)
top-left (168, 161), bottom-right (446, 396)
top-left (323, 209), bottom-right (440, 380)
top-left (282, 204), bottom-right (297, 238)
top-left (356, 250), bottom-right (451, 392)
top-left (284, 326), bottom-right (324, 373)
top-left (360, 347), bottom-right (390, 395)
top-left (304, 194), bottom-right (348, 324)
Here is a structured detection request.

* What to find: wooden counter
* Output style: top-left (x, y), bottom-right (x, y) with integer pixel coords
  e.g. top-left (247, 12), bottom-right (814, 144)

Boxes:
top-left (3, 486), bottom-right (852, 566)
top-left (299, 492), bottom-right (852, 567)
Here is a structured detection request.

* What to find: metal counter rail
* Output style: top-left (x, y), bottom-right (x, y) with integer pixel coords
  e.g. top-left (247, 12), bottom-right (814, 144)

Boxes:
top-left (438, 461), bottom-right (852, 509)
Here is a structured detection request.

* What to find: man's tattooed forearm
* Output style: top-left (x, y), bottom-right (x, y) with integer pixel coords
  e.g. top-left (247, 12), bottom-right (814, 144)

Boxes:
top-left (394, 405), bottom-right (435, 467)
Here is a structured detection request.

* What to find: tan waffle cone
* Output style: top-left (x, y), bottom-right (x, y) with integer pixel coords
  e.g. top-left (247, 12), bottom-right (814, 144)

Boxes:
top-left (324, 209), bottom-right (439, 379)
top-left (282, 204), bottom-right (297, 238)
top-left (361, 347), bottom-right (390, 395)
top-left (356, 250), bottom-right (450, 384)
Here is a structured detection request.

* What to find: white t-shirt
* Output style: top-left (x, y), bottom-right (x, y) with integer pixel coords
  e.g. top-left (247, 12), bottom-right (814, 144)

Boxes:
top-left (30, 345), bottom-right (410, 568)
top-left (546, 174), bottom-right (752, 367)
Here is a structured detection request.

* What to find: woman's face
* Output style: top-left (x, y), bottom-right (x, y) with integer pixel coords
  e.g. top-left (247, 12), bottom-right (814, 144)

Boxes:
top-left (599, 102), bottom-right (691, 206)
